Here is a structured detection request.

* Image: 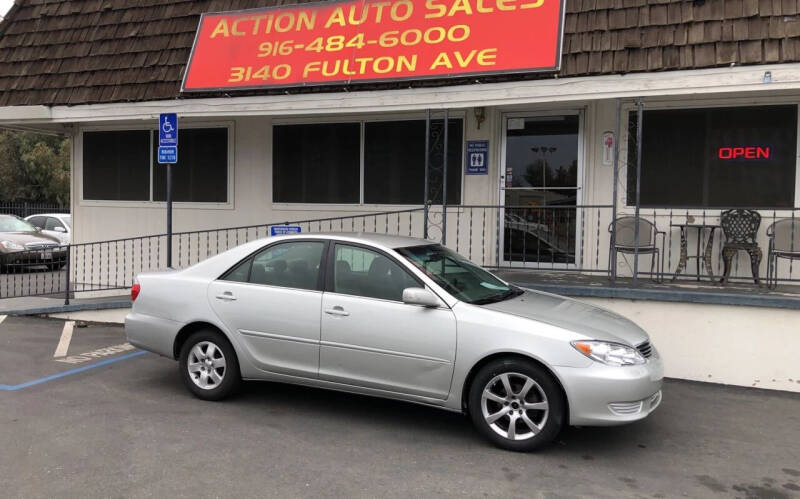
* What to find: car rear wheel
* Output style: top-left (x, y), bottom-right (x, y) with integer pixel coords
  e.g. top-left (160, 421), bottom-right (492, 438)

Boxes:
top-left (468, 358), bottom-right (564, 452)
top-left (178, 330), bottom-right (240, 401)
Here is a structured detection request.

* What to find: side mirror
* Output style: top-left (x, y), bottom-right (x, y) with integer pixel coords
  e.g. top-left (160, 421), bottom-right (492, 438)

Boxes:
top-left (54, 226), bottom-right (66, 233)
top-left (402, 287), bottom-right (440, 308)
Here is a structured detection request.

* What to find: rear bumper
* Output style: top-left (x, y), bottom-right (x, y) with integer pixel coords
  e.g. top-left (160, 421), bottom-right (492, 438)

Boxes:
top-left (556, 355), bottom-right (664, 426)
top-left (125, 312), bottom-right (181, 359)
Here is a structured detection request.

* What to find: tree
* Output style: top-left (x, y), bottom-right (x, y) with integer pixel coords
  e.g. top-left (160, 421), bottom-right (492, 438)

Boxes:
top-left (0, 130), bottom-right (70, 204)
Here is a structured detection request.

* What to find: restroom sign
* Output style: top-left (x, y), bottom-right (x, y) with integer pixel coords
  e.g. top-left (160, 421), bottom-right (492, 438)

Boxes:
top-left (466, 140), bottom-right (489, 175)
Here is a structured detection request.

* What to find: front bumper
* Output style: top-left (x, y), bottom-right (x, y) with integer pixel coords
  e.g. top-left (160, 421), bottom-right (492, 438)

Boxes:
top-left (555, 354), bottom-right (664, 426)
top-left (0, 248), bottom-right (67, 266)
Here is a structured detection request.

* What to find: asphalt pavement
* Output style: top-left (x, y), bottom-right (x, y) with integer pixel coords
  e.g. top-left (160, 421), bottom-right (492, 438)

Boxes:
top-left (0, 315), bottom-right (798, 498)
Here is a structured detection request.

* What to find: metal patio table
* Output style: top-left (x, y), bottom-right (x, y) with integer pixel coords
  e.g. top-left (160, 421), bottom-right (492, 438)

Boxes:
top-left (671, 223), bottom-right (720, 281)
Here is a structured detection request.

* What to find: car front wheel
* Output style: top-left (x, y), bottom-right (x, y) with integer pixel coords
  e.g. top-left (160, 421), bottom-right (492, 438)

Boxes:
top-left (178, 330), bottom-right (240, 401)
top-left (468, 358), bottom-right (565, 452)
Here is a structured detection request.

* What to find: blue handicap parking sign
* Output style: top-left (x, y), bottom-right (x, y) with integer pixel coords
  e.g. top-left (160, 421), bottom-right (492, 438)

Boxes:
top-left (159, 113), bottom-right (178, 147)
top-left (270, 226), bottom-right (302, 236)
top-left (158, 146), bottom-right (178, 164)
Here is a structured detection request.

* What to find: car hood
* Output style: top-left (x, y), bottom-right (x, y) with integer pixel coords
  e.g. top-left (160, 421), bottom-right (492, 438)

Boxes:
top-left (0, 231), bottom-right (61, 245)
top-left (482, 290), bottom-right (649, 346)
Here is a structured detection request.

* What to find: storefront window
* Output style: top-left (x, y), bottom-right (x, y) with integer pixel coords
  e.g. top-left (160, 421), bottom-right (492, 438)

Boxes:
top-left (83, 130), bottom-right (150, 201)
top-left (153, 128), bottom-right (228, 203)
top-left (627, 105), bottom-right (797, 208)
top-left (364, 119), bottom-right (462, 205)
top-left (273, 123), bottom-right (361, 204)
top-left (273, 119), bottom-right (463, 205)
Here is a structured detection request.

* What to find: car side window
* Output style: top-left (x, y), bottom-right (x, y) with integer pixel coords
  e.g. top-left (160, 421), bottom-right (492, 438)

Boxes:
top-left (45, 217), bottom-right (63, 231)
top-left (222, 259), bottom-right (251, 283)
top-left (250, 241), bottom-right (325, 290)
top-left (333, 244), bottom-right (420, 301)
top-left (28, 216), bottom-right (45, 229)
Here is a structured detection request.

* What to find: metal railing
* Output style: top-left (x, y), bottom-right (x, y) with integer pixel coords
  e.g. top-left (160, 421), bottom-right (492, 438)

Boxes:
top-left (0, 202), bottom-right (69, 218)
top-left (3, 204), bottom-right (800, 304)
top-left (0, 208), bottom-right (425, 302)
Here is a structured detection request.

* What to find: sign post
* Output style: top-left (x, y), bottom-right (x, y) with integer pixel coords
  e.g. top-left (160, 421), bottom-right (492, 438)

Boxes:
top-left (158, 113), bottom-right (178, 267)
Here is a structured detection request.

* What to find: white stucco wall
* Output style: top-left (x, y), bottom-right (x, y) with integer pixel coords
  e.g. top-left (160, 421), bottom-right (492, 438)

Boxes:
top-left (583, 297), bottom-right (800, 393)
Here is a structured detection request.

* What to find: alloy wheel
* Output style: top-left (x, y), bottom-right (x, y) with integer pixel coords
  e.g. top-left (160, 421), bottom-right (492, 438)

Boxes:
top-left (187, 341), bottom-right (227, 390)
top-left (480, 372), bottom-right (549, 441)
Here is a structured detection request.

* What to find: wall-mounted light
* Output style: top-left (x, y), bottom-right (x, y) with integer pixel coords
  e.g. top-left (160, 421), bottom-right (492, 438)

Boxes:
top-left (474, 107), bottom-right (486, 130)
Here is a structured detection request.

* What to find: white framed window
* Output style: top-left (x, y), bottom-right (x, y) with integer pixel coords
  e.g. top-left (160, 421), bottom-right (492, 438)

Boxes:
top-left (272, 117), bottom-right (464, 205)
top-left (79, 122), bottom-right (234, 207)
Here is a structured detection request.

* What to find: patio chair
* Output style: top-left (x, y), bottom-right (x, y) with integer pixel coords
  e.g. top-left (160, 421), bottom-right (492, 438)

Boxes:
top-left (720, 209), bottom-right (762, 285)
top-left (766, 218), bottom-right (800, 289)
top-left (608, 216), bottom-right (665, 282)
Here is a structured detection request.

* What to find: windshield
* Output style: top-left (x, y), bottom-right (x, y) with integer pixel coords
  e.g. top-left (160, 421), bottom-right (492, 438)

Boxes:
top-left (397, 245), bottom-right (523, 305)
top-left (62, 216), bottom-right (72, 229)
top-left (0, 216), bottom-right (36, 233)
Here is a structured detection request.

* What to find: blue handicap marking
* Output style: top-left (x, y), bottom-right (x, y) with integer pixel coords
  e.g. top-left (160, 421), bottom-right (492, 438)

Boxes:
top-left (270, 226), bottom-right (302, 236)
top-left (159, 113), bottom-right (178, 147)
top-left (158, 146), bottom-right (178, 164)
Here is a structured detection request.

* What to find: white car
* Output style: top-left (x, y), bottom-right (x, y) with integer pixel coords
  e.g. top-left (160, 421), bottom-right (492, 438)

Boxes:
top-left (126, 233), bottom-right (663, 451)
top-left (25, 213), bottom-right (71, 244)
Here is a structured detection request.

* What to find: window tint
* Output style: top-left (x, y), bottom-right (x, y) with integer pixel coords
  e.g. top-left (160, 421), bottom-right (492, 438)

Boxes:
top-left (249, 241), bottom-right (325, 290)
top-left (222, 259), bottom-right (251, 283)
top-left (627, 105), bottom-right (797, 208)
top-left (273, 123), bottom-right (361, 203)
top-left (45, 217), bottom-right (63, 231)
top-left (333, 244), bottom-right (419, 301)
top-left (153, 128), bottom-right (228, 203)
top-left (27, 216), bottom-right (45, 229)
top-left (364, 119), bottom-right (463, 204)
top-left (83, 130), bottom-right (150, 201)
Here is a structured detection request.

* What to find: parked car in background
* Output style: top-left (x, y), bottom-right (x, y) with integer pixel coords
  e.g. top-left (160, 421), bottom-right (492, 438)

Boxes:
top-left (0, 215), bottom-right (68, 272)
top-left (127, 233), bottom-right (663, 452)
top-left (25, 213), bottom-right (71, 244)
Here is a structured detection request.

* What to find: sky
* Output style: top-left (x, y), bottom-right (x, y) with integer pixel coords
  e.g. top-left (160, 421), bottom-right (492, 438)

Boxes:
top-left (0, 0), bottom-right (12, 17)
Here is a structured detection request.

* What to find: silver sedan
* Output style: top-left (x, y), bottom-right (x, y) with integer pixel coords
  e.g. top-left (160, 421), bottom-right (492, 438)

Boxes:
top-left (126, 233), bottom-right (663, 451)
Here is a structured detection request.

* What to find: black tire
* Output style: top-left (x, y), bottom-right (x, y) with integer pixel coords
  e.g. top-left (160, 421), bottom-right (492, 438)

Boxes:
top-left (178, 330), bottom-right (241, 401)
top-left (467, 358), bottom-right (565, 452)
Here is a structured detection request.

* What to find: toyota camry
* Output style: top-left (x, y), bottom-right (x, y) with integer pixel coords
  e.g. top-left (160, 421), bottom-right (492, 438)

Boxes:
top-left (126, 233), bottom-right (663, 451)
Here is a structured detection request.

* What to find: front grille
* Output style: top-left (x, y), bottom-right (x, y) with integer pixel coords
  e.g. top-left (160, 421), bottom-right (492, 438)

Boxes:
top-left (25, 242), bottom-right (58, 251)
top-left (636, 341), bottom-right (653, 358)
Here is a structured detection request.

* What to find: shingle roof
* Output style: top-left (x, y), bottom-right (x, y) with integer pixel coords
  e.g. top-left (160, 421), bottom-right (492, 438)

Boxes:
top-left (1, 0), bottom-right (800, 107)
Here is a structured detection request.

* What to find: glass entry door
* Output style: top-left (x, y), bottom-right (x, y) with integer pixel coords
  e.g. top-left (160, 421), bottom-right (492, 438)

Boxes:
top-left (502, 114), bottom-right (581, 265)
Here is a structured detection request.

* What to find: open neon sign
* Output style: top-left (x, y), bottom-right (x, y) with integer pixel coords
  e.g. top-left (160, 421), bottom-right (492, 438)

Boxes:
top-left (718, 146), bottom-right (771, 160)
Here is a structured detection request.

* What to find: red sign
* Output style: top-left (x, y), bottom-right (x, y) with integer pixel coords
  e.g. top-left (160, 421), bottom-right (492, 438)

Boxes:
top-left (718, 146), bottom-right (771, 160)
top-left (182, 0), bottom-right (566, 91)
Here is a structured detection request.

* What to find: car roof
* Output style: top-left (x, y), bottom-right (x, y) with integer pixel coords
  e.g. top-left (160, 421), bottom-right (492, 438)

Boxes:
top-left (25, 213), bottom-right (69, 218)
top-left (278, 232), bottom-right (435, 249)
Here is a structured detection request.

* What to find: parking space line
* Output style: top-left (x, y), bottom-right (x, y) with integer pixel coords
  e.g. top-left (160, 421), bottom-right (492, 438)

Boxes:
top-left (53, 321), bottom-right (75, 358)
top-left (0, 351), bottom-right (147, 391)
top-left (0, 315), bottom-right (6, 326)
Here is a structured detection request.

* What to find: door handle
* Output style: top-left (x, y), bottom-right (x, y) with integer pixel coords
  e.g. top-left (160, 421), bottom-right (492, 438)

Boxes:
top-left (324, 306), bottom-right (350, 317)
top-left (215, 292), bottom-right (237, 302)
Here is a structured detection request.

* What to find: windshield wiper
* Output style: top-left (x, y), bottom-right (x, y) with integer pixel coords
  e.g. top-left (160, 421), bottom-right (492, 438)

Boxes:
top-left (471, 287), bottom-right (524, 305)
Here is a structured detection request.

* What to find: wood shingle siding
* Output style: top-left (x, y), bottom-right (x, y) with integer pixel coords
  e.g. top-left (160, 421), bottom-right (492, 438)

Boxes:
top-left (1, 0), bottom-right (800, 107)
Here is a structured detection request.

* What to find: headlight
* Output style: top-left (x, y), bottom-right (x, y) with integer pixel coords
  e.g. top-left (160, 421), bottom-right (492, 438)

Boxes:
top-left (571, 340), bottom-right (646, 366)
top-left (0, 240), bottom-right (25, 251)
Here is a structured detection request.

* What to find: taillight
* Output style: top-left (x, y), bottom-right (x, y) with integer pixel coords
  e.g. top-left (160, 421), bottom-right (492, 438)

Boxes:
top-left (131, 282), bottom-right (141, 302)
